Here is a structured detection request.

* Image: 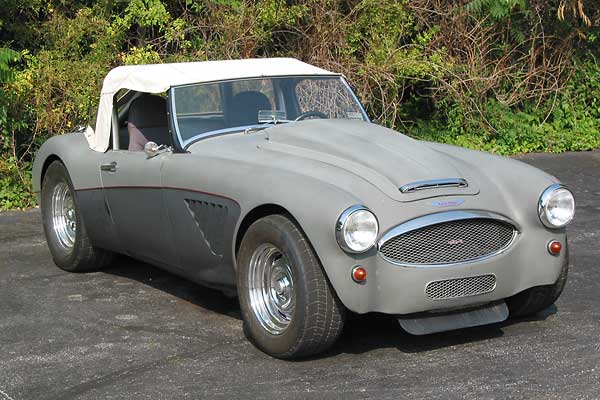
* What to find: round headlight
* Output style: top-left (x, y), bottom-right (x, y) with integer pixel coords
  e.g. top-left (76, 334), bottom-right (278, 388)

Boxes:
top-left (336, 206), bottom-right (379, 253)
top-left (538, 184), bottom-right (575, 228)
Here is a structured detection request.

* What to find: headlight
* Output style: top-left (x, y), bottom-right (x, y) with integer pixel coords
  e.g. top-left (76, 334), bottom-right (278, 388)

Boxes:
top-left (538, 184), bottom-right (575, 228)
top-left (336, 206), bottom-right (379, 253)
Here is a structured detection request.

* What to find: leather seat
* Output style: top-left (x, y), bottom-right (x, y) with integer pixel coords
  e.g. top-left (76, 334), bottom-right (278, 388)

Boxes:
top-left (229, 91), bottom-right (272, 127)
top-left (127, 94), bottom-right (170, 151)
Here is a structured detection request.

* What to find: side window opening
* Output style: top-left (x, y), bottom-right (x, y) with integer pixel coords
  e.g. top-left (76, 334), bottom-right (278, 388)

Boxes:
top-left (113, 89), bottom-right (132, 150)
top-left (112, 91), bottom-right (170, 151)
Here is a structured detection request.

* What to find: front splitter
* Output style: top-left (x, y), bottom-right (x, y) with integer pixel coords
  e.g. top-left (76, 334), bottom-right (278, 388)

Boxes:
top-left (398, 301), bottom-right (509, 335)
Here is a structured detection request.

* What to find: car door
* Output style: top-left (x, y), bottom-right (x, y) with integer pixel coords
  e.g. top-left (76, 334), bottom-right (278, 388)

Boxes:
top-left (160, 82), bottom-right (241, 286)
top-left (99, 150), bottom-right (177, 266)
top-left (160, 154), bottom-right (241, 287)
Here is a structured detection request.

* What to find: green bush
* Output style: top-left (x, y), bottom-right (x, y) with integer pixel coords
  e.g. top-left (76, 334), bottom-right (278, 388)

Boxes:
top-left (1, 47), bottom-right (35, 209)
top-left (0, 0), bottom-right (598, 210)
top-left (409, 59), bottom-right (600, 155)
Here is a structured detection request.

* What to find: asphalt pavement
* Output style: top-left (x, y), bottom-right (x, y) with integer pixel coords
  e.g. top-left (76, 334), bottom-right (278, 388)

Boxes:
top-left (1, 150), bottom-right (599, 399)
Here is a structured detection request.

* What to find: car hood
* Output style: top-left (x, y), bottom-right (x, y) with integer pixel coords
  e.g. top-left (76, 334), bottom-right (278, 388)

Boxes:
top-left (260, 119), bottom-right (481, 202)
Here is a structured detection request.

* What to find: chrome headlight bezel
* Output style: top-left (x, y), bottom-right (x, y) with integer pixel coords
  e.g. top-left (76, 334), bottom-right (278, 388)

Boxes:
top-left (538, 184), bottom-right (575, 228)
top-left (335, 205), bottom-right (379, 254)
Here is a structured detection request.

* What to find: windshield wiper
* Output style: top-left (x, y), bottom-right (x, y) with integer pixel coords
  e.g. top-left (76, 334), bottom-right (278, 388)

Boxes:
top-left (244, 125), bottom-right (270, 135)
top-left (244, 118), bottom-right (293, 134)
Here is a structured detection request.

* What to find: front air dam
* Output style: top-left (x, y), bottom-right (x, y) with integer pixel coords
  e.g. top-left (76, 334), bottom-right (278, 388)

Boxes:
top-left (397, 301), bottom-right (509, 335)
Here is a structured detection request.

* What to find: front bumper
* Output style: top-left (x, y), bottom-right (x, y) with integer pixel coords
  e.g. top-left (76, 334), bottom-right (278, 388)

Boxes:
top-left (330, 229), bottom-right (568, 315)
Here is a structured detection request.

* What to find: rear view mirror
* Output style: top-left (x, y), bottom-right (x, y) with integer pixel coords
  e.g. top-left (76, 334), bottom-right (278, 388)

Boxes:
top-left (144, 141), bottom-right (160, 158)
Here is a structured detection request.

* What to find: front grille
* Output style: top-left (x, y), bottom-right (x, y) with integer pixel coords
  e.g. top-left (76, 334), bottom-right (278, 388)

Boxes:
top-left (379, 218), bottom-right (515, 265)
top-left (426, 275), bottom-right (497, 300)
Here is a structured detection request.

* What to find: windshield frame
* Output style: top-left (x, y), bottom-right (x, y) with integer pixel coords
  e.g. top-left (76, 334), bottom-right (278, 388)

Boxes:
top-left (169, 74), bottom-right (370, 150)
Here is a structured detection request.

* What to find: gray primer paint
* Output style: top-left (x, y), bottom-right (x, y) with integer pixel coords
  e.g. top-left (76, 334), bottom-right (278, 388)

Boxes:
top-left (32, 119), bottom-right (567, 315)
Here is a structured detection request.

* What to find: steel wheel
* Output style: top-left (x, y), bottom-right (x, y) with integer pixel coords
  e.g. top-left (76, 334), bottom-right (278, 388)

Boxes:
top-left (248, 243), bottom-right (295, 335)
top-left (237, 215), bottom-right (345, 358)
top-left (51, 181), bottom-right (77, 251)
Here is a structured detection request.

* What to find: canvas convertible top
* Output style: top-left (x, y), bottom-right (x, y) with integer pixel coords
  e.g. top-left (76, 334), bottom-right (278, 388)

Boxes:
top-left (88, 58), bottom-right (338, 152)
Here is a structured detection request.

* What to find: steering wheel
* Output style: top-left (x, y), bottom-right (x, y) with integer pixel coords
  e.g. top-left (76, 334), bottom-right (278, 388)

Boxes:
top-left (295, 111), bottom-right (328, 121)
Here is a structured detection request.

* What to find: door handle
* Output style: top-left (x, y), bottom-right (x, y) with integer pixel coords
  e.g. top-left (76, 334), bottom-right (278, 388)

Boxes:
top-left (100, 161), bottom-right (117, 172)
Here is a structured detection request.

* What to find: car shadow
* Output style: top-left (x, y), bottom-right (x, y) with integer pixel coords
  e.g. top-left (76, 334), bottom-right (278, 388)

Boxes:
top-left (102, 256), bottom-right (557, 358)
top-left (103, 255), bottom-right (242, 320)
top-left (324, 305), bottom-right (557, 358)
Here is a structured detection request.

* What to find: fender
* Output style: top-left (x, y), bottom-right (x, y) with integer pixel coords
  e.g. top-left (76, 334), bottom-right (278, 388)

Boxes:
top-left (32, 132), bottom-right (105, 196)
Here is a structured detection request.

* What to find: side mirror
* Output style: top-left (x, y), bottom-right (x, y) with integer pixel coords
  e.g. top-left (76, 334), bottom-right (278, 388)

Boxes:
top-left (144, 141), bottom-right (160, 158)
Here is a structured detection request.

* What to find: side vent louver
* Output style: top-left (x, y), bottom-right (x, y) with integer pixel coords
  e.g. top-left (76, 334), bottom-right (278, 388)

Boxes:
top-left (185, 199), bottom-right (229, 257)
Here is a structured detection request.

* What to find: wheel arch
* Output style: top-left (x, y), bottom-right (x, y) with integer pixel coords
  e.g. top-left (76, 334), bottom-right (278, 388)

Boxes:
top-left (234, 203), bottom-right (337, 285)
top-left (40, 154), bottom-right (64, 187)
top-left (33, 132), bottom-right (103, 199)
top-left (33, 153), bottom-right (65, 204)
top-left (235, 203), bottom-right (300, 256)
top-left (233, 202), bottom-right (348, 308)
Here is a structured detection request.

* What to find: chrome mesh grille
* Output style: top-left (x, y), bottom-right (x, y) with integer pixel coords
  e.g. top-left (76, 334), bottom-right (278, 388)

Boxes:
top-left (380, 218), bottom-right (515, 265)
top-left (426, 275), bottom-right (496, 300)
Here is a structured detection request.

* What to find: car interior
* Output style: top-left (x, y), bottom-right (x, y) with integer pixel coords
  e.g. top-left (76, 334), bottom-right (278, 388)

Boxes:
top-left (112, 77), bottom-right (360, 151)
top-left (113, 89), bottom-right (275, 152)
top-left (174, 90), bottom-right (274, 138)
top-left (126, 94), bottom-right (171, 151)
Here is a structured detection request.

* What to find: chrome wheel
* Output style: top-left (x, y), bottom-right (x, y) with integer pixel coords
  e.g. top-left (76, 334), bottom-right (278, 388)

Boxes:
top-left (51, 181), bottom-right (76, 251)
top-left (248, 243), bottom-right (295, 335)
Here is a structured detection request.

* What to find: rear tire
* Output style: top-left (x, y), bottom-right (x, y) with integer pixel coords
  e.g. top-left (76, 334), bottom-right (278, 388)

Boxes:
top-left (41, 160), bottom-right (113, 272)
top-left (237, 215), bottom-right (345, 359)
top-left (506, 245), bottom-right (569, 317)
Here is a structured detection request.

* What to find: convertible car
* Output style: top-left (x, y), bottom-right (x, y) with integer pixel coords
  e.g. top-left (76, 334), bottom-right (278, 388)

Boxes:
top-left (33, 58), bottom-right (575, 358)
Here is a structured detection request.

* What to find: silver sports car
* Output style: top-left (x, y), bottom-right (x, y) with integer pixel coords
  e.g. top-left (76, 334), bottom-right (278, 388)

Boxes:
top-left (33, 58), bottom-right (575, 358)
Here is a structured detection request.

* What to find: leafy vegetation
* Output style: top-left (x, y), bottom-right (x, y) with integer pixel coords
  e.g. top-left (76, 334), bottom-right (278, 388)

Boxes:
top-left (0, 0), bottom-right (599, 210)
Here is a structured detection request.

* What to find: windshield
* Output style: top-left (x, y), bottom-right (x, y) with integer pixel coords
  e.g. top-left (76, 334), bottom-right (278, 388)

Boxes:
top-left (171, 76), bottom-right (368, 147)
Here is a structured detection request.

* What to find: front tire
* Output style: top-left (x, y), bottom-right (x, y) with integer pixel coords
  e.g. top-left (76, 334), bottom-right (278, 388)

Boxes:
top-left (237, 215), bottom-right (345, 359)
top-left (41, 160), bottom-right (113, 272)
top-left (506, 245), bottom-right (569, 317)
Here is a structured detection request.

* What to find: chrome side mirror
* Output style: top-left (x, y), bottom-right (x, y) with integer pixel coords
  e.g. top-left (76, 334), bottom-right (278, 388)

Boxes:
top-left (144, 141), bottom-right (161, 158)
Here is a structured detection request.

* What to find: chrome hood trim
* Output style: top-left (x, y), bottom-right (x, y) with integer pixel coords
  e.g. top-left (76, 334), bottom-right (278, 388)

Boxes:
top-left (399, 178), bottom-right (468, 193)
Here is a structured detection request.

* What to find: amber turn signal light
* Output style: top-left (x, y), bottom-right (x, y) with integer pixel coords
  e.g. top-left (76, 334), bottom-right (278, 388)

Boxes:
top-left (548, 240), bottom-right (562, 255)
top-left (352, 266), bottom-right (367, 283)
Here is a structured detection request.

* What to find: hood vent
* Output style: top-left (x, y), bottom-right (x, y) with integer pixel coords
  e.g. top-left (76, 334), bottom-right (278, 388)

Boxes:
top-left (400, 178), bottom-right (468, 193)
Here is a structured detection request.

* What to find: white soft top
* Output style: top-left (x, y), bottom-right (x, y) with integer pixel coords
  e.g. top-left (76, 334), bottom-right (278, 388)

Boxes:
top-left (88, 58), bottom-right (338, 152)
